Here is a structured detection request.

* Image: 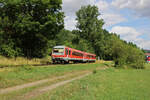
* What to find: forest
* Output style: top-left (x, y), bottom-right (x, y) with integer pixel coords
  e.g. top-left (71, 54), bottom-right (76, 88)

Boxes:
top-left (0, 0), bottom-right (145, 68)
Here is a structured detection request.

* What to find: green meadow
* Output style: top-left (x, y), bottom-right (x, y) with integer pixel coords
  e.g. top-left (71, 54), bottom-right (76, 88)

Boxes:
top-left (32, 64), bottom-right (150, 100)
top-left (0, 62), bottom-right (150, 100)
top-left (0, 61), bottom-right (110, 89)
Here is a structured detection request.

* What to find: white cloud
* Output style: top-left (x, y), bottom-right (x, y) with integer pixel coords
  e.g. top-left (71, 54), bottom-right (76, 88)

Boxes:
top-left (111, 26), bottom-right (150, 49)
top-left (112, 0), bottom-right (150, 18)
top-left (64, 16), bottom-right (77, 31)
top-left (95, 1), bottom-right (127, 27)
top-left (62, 0), bottom-right (96, 30)
top-left (62, 0), bottom-right (93, 15)
top-left (62, 0), bottom-right (126, 30)
top-left (101, 13), bottom-right (126, 27)
top-left (94, 1), bottom-right (126, 27)
top-left (96, 0), bottom-right (109, 11)
top-left (135, 38), bottom-right (150, 49)
top-left (111, 26), bottom-right (142, 40)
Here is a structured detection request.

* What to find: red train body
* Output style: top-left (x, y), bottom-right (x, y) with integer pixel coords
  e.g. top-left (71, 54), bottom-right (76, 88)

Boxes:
top-left (146, 56), bottom-right (150, 63)
top-left (51, 46), bottom-right (96, 63)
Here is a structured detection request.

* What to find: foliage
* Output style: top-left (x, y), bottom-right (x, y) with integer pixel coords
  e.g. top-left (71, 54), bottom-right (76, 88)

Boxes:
top-left (75, 5), bottom-right (104, 55)
top-left (0, 43), bottom-right (22, 58)
top-left (0, 0), bottom-right (64, 58)
top-left (76, 5), bottom-right (104, 40)
top-left (56, 29), bottom-right (76, 48)
top-left (105, 34), bottom-right (145, 68)
top-left (143, 49), bottom-right (150, 53)
top-left (126, 46), bottom-right (145, 69)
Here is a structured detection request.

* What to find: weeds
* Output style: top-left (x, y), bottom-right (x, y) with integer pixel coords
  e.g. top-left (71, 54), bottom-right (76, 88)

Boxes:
top-left (93, 69), bottom-right (97, 74)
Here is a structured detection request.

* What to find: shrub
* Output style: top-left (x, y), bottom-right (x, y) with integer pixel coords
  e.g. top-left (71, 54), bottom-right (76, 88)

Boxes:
top-left (126, 46), bottom-right (145, 69)
top-left (0, 43), bottom-right (22, 58)
top-left (111, 36), bottom-right (145, 69)
top-left (93, 69), bottom-right (97, 74)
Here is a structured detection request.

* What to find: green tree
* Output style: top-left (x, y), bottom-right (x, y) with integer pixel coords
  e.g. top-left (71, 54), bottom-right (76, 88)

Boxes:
top-left (76, 5), bottom-right (104, 55)
top-left (76, 5), bottom-right (104, 41)
top-left (126, 45), bottom-right (145, 69)
top-left (56, 29), bottom-right (76, 48)
top-left (109, 34), bottom-right (145, 68)
top-left (0, 0), bottom-right (64, 58)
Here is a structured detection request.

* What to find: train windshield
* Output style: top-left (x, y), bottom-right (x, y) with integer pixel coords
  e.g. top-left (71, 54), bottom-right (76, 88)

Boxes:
top-left (53, 48), bottom-right (64, 55)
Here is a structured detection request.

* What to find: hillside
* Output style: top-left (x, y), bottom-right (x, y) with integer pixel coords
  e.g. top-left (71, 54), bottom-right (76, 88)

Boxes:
top-left (144, 50), bottom-right (150, 53)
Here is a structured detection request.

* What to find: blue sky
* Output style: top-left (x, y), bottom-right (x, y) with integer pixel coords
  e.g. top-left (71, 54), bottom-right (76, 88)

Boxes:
top-left (62, 0), bottom-right (150, 49)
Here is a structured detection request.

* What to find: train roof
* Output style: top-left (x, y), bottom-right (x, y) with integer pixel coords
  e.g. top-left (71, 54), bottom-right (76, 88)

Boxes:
top-left (53, 46), bottom-right (65, 48)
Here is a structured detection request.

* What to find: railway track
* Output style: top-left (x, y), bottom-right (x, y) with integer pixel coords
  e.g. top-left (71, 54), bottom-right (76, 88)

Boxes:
top-left (0, 63), bottom-right (59, 68)
top-left (0, 62), bottom-right (95, 68)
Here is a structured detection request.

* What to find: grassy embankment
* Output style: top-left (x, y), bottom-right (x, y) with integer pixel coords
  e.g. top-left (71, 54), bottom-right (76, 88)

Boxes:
top-left (0, 56), bottom-right (51, 67)
top-left (0, 60), bottom-right (111, 100)
top-left (30, 64), bottom-right (150, 100)
top-left (0, 60), bottom-right (110, 89)
top-left (0, 57), bottom-right (149, 100)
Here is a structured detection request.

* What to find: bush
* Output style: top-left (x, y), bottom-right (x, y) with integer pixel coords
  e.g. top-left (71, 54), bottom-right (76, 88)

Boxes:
top-left (0, 43), bottom-right (22, 58)
top-left (93, 69), bottom-right (97, 74)
top-left (126, 46), bottom-right (145, 69)
top-left (111, 36), bottom-right (145, 69)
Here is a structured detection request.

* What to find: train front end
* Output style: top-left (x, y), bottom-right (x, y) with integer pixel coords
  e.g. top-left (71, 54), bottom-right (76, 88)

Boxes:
top-left (51, 46), bottom-right (68, 63)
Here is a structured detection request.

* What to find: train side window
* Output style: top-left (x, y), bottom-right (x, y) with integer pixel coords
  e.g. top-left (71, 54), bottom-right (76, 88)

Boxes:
top-left (69, 50), bottom-right (71, 55)
top-left (72, 51), bottom-right (83, 57)
top-left (66, 49), bottom-right (68, 55)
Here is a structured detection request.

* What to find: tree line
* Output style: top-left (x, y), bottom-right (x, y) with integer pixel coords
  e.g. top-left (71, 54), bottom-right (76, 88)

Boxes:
top-left (0, 0), bottom-right (145, 68)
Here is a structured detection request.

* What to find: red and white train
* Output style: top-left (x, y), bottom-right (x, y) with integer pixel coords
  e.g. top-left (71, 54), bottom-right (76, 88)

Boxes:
top-left (51, 46), bottom-right (96, 64)
top-left (146, 56), bottom-right (150, 63)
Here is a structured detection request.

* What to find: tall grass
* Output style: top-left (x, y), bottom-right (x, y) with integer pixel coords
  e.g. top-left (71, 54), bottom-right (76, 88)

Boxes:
top-left (0, 56), bottom-right (51, 66)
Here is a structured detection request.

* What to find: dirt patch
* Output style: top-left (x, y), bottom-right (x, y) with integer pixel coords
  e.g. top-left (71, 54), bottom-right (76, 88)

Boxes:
top-left (0, 70), bottom-right (89, 94)
top-left (0, 66), bottom-right (109, 100)
top-left (15, 66), bottom-right (109, 100)
top-left (15, 73), bottom-right (91, 100)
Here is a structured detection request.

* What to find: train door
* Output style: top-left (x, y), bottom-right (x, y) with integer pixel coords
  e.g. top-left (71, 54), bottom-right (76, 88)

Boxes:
top-left (65, 48), bottom-right (68, 57)
top-left (68, 49), bottom-right (71, 58)
top-left (65, 48), bottom-right (70, 63)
